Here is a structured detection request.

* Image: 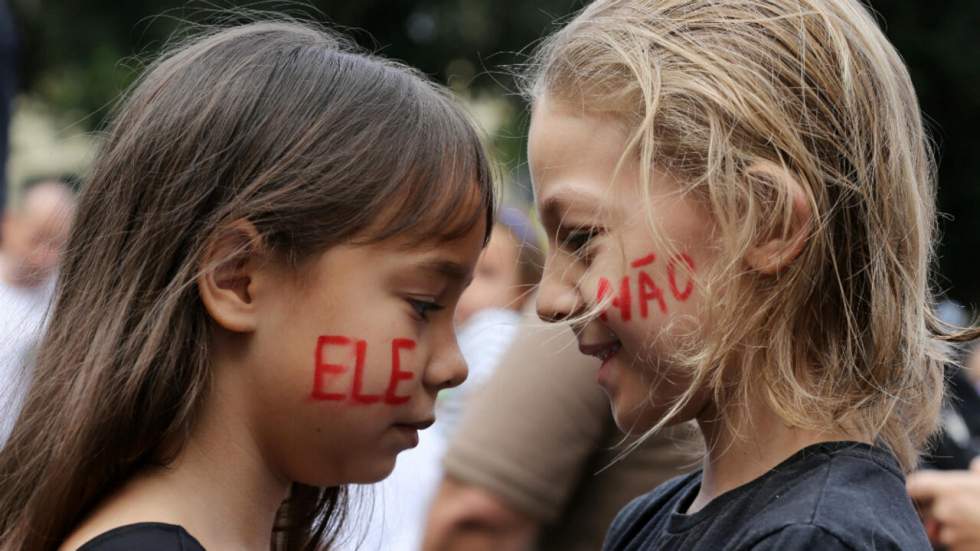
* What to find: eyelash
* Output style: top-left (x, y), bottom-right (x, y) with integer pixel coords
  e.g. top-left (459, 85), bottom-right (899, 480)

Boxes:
top-left (408, 298), bottom-right (445, 321)
top-left (559, 228), bottom-right (601, 256)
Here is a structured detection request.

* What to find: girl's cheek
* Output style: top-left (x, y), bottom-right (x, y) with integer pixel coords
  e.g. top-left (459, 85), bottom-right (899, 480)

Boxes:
top-left (308, 336), bottom-right (418, 405)
top-left (590, 250), bottom-right (698, 324)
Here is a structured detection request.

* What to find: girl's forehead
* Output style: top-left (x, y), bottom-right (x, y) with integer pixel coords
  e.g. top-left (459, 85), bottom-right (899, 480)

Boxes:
top-left (530, 111), bottom-right (639, 227)
top-left (531, 98), bottom-right (625, 153)
top-left (359, 229), bottom-right (486, 289)
top-left (354, 176), bottom-right (492, 248)
top-left (536, 181), bottom-right (611, 225)
top-left (376, 213), bottom-right (488, 261)
top-left (530, 104), bottom-right (633, 186)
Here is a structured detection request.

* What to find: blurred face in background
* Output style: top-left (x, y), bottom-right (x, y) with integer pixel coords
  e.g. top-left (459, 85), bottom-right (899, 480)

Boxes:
top-left (967, 342), bottom-right (980, 390)
top-left (1, 181), bottom-right (76, 287)
top-left (454, 224), bottom-right (526, 325)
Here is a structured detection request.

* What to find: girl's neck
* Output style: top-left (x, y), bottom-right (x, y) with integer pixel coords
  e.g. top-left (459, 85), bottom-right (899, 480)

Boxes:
top-left (688, 399), bottom-right (868, 514)
top-left (64, 370), bottom-right (290, 550)
top-left (135, 405), bottom-right (290, 547)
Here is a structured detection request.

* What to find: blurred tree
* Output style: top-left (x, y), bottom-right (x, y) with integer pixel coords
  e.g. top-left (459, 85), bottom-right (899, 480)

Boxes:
top-left (870, 0), bottom-right (980, 311)
top-left (9, 0), bottom-right (579, 127)
top-left (8, 0), bottom-right (980, 306)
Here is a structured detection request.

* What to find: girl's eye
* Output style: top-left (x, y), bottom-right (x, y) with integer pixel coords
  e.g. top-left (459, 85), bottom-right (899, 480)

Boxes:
top-left (408, 299), bottom-right (445, 321)
top-left (560, 227), bottom-right (601, 256)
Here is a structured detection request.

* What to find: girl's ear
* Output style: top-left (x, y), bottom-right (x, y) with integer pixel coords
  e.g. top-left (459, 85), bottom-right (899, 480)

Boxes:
top-left (198, 220), bottom-right (264, 333)
top-left (743, 161), bottom-right (813, 275)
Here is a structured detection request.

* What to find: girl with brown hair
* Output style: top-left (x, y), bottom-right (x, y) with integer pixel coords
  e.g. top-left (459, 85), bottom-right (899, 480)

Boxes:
top-left (526, 0), bottom-right (979, 549)
top-left (0, 20), bottom-right (494, 551)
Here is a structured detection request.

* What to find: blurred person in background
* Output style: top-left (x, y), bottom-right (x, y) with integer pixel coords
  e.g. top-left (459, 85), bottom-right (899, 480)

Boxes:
top-left (920, 301), bottom-right (980, 471)
top-left (0, 0), bottom-right (15, 224)
top-left (907, 302), bottom-right (980, 549)
top-left (442, 206), bottom-right (543, 433)
top-left (908, 458), bottom-right (980, 550)
top-left (348, 207), bottom-right (543, 551)
top-left (454, 206), bottom-right (542, 325)
top-left (966, 340), bottom-right (980, 395)
top-left (423, 313), bottom-right (700, 551)
top-left (0, 178), bottom-right (75, 441)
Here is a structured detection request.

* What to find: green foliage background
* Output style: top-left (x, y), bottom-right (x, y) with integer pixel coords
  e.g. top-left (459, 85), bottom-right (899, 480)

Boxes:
top-left (9, 0), bottom-right (980, 307)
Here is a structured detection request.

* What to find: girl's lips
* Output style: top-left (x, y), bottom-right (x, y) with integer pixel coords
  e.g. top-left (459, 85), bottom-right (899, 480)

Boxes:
top-left (392, 419), bottom-right (433, 449)
top-left (395, 419), bottom-right (435, 431)
top-left (578, 340), bottom-right (622, 361)
top-left (393, 425), bottom-right (420, 448)
top-left (580, 340), bottom-right (623, 388)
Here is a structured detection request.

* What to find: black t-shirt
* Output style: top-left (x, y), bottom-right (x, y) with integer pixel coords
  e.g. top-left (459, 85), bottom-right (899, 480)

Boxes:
top-left (78, 523), bottom-right (205, 550)
top-left (604, 441), bottom-right (930, 550)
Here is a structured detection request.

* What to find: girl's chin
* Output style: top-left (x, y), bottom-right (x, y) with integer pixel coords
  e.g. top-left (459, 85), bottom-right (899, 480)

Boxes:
top-left (610, 398), bottom-right (680, 436)
top-left (610, 399), bottom-right (651, 435)
top-left (346, 464), bottom-right (396, 485)
top-left (321, 454), bottom-right (398, 486)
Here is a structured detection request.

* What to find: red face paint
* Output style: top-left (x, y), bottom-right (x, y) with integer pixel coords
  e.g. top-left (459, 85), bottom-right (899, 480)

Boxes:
top-left (596, 276), bottom-right (632, 321)
top-left (594, 252), bottom-right (695, 322)
top-left (311, 336), bottom-right (418, 405)
top-left (615, 276), bottom-right (632, 321)
top-left (385, 338), bottom-right (416, 405)
top-left (597, 277), bottom-right (612, 321)
top-left (667, 253), bottom-right (695, 301)
top-left (351, 339), bottom-right (382, 404)
top-left (311, 335), bottom-right (352, 401)
top-left (637, 271), bottom-right (667, 318)
top-left (630, 253), bottom-right (656, 268)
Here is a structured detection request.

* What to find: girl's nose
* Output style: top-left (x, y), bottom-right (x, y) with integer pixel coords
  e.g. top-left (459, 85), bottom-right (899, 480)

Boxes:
top-left (423, 332), bottom-right (468, 392)
top-left (536, 255), bottom-right (582, 323)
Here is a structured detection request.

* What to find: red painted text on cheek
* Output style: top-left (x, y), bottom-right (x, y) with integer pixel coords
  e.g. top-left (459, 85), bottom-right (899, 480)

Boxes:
top-left (385, 339), bottom-right (415, 405)
top-left (594, 252), bottom-right (696, 321)
top-left (597, 276), bottom-right (631, 322)
top-left (667, 253), bottom-right (695, 301)
top-left (311, 336), bottom-right (416, 405)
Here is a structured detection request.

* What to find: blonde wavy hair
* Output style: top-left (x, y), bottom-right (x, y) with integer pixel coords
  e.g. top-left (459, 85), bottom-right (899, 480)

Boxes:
top-left (525, 0), bottom-right (978, 471)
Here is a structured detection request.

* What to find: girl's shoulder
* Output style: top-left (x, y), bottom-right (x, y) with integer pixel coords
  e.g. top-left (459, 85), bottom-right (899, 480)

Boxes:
top-left (743, 441), bottom-right (929, 549)
top-left (75, 522), bottom-right (205, 551)
top-left (604, 442), bottom-right (931, 551)
top-left (604, 470), bottom-right (701, 549)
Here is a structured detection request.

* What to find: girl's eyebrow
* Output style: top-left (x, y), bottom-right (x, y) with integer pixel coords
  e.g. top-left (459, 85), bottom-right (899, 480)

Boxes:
top-left (414, 258), bottom-right (474, 287)
top-left (538, 186), bottom-right (605, 228)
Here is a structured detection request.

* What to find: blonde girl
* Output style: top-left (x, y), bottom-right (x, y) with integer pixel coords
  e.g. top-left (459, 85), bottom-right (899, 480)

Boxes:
top-left (526, 0), bottom-right (977, 549)
top-left (0, 21), bottom-right (494, 550)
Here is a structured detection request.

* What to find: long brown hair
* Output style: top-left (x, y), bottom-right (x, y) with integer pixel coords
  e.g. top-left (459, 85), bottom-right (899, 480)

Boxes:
top-left (0, 20), bottom-right (494, 550)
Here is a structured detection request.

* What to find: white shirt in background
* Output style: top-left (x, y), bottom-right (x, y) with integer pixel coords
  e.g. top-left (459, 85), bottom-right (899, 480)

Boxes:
top-left (0, 267), bottom-right (54, 444)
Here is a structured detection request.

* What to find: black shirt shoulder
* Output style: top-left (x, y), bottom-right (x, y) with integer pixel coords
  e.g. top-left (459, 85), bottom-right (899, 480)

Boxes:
top-left (604, 441), bottom-right (930, 551)
top-left (77, 523), bottom-right (206, 551)
top-left (606, 470), bottom-right (697, 547)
